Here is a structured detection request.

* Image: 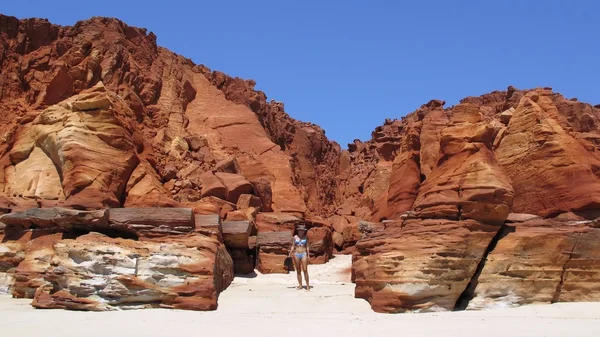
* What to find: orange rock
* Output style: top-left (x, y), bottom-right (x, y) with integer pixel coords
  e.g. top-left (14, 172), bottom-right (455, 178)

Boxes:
top-left (236, 194), bottom-right (262, 209)
top-left (199, 172), bottom-right (227, 200)
top-left (3, 14), bottom-right (600, 313)
top-left (467, 220), bottom-right (600, 309)
top-left (413, 104), bottom-right (514, 225)
top-left (307, 227), bottom-right (333, 264)
top-left (249, 177), bottom-right (273, 212)
top-left (353, 219), bottom-right (499, 313)
top-left (215, 172), bottom-right (253, 204)
top-left (256, 231), bottom-right (293, 274)
top-left (496, 91), bottom-right (600, 217)
top-left (255, 212), bottom-right (302, 233)
top-left (195, 197), bottom-right (236, 219)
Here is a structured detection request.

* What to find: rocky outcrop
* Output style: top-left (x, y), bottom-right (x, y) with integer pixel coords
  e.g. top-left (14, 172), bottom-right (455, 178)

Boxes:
top-left (0, 14), bottom-right (339, 217)
top-left (467, 220), bottom-right (600, 309)
top-left (412, 103), bottom-right (514, 225)
top-left (353, 219), bottom-right (499, 313)
top-left (0, 208), bottom-right (233, 311)
top-left (347, 88), bottom-right (600, 313)
top-left (495, 90), bottom-right (600, 217)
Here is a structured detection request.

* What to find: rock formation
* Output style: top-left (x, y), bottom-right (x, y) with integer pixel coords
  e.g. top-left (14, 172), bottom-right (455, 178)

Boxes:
top-left (348, 88), bottom-right (600, 313)
top-left (1, 14), bottom-right (600, 313)
top-left (1, 208), bottom-right (233, 310)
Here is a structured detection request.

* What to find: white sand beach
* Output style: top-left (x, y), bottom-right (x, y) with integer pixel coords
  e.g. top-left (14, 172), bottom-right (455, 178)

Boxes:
top-left (2, 255), bottom-right (599, 337)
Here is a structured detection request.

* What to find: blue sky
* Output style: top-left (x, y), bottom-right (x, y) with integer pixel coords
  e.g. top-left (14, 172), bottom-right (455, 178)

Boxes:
top-left (3, 1), bottom-right (599, 146)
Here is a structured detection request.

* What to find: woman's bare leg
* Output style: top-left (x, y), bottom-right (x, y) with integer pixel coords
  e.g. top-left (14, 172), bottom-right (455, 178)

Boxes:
top-left (301, 255), bottom-right (310, 290)
top-left (293, 255), bottom-right (303, 289)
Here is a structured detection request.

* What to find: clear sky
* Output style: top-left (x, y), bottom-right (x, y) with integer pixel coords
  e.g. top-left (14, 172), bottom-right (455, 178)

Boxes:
top-left (2, 1), bottom-right (599, 146)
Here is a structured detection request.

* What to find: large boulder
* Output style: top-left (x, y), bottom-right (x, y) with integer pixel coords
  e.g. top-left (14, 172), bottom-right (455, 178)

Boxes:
top-left (353, 219), bottom-right (499, 313)
top-left (256, 231), bottom-right (293, 274)
top-left (199, 172), bottom-right (227, 200)
top-left (467, 220), bottom-right (600, 309)
top-left (215, 172), bottom-right (253, 204)
top-left (1, 206), bottom-right (234, 311)
top-left (17, 232), bottom-right (233, 311)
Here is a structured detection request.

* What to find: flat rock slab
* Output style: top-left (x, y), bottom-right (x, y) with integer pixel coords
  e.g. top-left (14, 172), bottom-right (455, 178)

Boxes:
top-left (194, 214), bottom-right (223, 240)
top-left (255, 212), bottom-right (302, 233)
top-left (1, 208), bottom-right (107, 231)
top-left (222, 221), bottom-right (253, 249)
top-left (257, 231), bottom-right (293, 247)
top-left (108, 208), bottom-right (194, 237)
top-left (256, 231), bottom-right (293, 274)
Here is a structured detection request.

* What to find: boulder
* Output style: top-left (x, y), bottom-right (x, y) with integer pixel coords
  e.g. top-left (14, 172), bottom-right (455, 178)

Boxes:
top-left (329, 215), bottom-right (362, 250)
top-left (191, 201), bottom-right (221, 216)
top-left (353, 219), bottom-right (500, 313)
top-left (215, 157), bottom-right (241, 174)
top-left (255, 212), bottom-right (302, 233)
top-left (236, 194), bottom-right (262, 209)
top-left (185, 135), bottom-right (207, 152)
top-left (357, 220), bottom-right (385, 236)
top-left (467, 220), bottom-right (600, 309)
top-left (199, 172), bottom-right (227, 200)
top-left (499, 107), bottom-right (515, 124)
top-left (256, 231), bottom-right (293, 274)
top-left (194, 214), bottom-right (222, 240)
top-left (226, 208), bottom-right (258, 222)
top-left (124, 162), bottom-right (180, 208)
top-left (215, 172), bottom-right (253, 204)
top-left (222, 220), bottom-right (253, 249)
top-left (194, 197), bottom-right (236, 219)
top-left (13, 232), bottom-right (234, 311)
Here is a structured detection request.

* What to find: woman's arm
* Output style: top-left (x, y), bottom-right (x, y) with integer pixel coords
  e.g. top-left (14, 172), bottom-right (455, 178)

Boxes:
top-left (288, 238), bottom-right (295, 257)
top-left (306, 239), bottom-right (310, 262)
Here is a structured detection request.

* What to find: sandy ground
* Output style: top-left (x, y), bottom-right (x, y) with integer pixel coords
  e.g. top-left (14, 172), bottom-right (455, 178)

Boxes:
top-left (2, 255), bottom-right (600, 337)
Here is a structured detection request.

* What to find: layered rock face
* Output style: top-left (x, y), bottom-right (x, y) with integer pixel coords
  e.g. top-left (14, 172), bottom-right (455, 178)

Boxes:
top-left (349, 88), bottom-right (600, 312)
top-left (353, 219), bottom-right (499, 312)
top-left (0, 208), bottom-right (234, 311)
top-left (1, 14), bottom-right (600, 313)
top-left (0, 14), bottom-right (340, 216)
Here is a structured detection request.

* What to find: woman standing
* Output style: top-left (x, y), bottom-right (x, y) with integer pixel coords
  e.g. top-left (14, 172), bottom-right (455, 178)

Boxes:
top-left (289, 225), bottom-right (310, 290)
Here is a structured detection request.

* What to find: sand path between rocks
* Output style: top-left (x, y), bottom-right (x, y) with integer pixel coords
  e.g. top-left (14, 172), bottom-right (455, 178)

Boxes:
top-left (2, 255), bottom-right (600, 337)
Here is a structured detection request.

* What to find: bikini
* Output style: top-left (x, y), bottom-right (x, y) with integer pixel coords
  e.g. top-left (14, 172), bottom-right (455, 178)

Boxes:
top-left (294, 238), bottom-right (307, 259)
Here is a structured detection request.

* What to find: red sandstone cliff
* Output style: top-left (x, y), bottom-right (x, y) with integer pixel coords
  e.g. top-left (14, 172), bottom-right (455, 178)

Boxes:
top-left (0, 15), bottom-right (341, 216)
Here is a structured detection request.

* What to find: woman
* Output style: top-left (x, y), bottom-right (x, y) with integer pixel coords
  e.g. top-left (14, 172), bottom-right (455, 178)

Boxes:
top-left (289, 225), bottom-right (310, 290)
